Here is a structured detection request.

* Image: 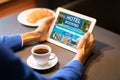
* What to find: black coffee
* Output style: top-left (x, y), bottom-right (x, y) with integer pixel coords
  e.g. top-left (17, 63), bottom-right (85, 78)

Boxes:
top-left (34, 48), bottom-right (49, 54)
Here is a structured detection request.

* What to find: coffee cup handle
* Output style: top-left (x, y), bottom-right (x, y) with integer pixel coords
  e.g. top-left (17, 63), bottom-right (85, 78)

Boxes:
top-left (49, 53), bottom-right (56, 60)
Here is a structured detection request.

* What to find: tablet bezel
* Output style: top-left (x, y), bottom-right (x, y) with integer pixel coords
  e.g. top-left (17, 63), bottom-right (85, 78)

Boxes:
top-left (47, 7), bottom-right (96, 53)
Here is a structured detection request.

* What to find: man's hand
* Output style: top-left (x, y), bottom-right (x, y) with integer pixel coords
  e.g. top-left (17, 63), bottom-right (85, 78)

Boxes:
top-left (73, 32), bottom-right (95, 64)
top-left (33, 16), bottom-right (55, 42)
top-left (21, 16), bottom-right (55, 45)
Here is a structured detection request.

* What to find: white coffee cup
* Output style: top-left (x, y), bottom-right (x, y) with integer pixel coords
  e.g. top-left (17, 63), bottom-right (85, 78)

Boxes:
top-left (31, 44), bottom-right (55, 66)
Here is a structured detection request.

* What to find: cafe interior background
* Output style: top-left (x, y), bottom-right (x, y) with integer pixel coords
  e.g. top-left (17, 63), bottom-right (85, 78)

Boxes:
top-left (0, 0), bottom-right (120, 80)
top-left (0, 0), bottom-right (120, 35)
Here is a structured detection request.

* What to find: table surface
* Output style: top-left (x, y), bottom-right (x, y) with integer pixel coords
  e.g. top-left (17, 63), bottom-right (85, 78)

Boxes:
top-left (0, 13), bottom-right (120, 80)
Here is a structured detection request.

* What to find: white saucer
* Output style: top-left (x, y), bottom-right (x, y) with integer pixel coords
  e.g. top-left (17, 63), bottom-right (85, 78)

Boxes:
top-left (27, 53), bottom-right (58, 70)
top-left (17, 8), bottom-right (55, 27)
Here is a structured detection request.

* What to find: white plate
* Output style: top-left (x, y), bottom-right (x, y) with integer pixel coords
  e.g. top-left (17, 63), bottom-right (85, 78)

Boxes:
top-left (17, 8), bottom-right (55, 27)
top-left (27, 53), bottom-right (58, 70)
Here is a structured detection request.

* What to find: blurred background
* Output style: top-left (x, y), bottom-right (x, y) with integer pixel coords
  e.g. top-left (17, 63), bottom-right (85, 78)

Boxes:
top-left (0, 0), bottom-right (120, 35)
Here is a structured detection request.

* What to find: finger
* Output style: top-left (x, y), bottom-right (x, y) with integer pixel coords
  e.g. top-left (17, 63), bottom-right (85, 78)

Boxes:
top-left (37, 16), bottom-right (55, 31)
top-left (88, 34), bottom-right (95, 47)
top-left (83, 32), bottom-right (90, 42)
top-left (88, 43), bottom-right (95, 53)
top-left (77, 32), bottom-right (90, 48)
top-left (85, 34), bottom-right (93, 49)
top-left (42, 16), bottom-right (55, 25)
top-left (90, 34), bottom-right (95, 43)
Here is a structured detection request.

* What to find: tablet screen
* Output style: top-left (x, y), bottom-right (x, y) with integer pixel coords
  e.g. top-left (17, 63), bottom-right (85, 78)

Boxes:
top-left (50, 12), bottom-right (91, 48)
top-left (48, 7), bottom-right (96, 53)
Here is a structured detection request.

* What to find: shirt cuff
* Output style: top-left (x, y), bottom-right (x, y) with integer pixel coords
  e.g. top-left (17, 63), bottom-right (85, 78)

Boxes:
top-left (20, 34), bottom-right (23, 47)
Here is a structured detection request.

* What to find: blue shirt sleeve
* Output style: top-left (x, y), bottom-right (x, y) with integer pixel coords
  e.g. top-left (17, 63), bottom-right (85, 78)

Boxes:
top-left (0, 34), bottom-right (22, 51)
top-left (0, 34), bottom-right (84, 80)
top-left (0, 43), bottom-right (49, 80)
top-left (0, 43), bottom-right (84, 80)
top-left (50, 60), bottom-right (84, 80)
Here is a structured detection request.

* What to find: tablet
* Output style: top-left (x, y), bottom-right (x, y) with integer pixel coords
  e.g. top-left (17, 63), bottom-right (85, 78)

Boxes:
top-left (47, 7), bottom-right (96, 53)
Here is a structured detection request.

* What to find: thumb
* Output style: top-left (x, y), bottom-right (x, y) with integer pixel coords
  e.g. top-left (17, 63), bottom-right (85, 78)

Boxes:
top-left (42, 16), bottom-right (55, 25)
top-left (77, 32), bottom-right (90, 49)
top-left (37, 16), bottom-right (55, 26)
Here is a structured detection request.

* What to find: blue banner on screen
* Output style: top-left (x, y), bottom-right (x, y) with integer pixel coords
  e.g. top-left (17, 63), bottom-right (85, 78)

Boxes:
top-left (63, 14), bottom-right (84, 28)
